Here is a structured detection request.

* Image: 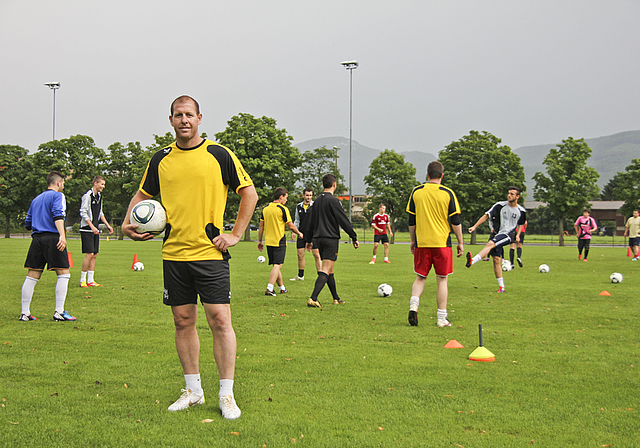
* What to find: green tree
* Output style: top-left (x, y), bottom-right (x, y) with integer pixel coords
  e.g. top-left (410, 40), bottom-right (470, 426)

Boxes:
top-left (26, 135), bottom-right (107, 227)
top-left (364, 149), bottom-right (418, 241)
top-left (297, 146), bottom-right (346, 196)
top-left (611, 158), bottom-right (640, 216)
top-left (438, 130), bottom-right (526, 244)
top-left (532, 137), bottom-right (600, 246)
top-left (103, 141), bottom-right (153, 238)
top-left (215, 113), bottom-right (301, 239)
top-left (0, 145), bottom-right (30, 237)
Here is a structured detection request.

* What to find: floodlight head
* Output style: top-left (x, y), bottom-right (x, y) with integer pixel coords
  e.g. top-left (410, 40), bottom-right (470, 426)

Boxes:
top-left (44, 82), bottom-right (61, 89)
top-left (341, 60), bottom-right (359, 69)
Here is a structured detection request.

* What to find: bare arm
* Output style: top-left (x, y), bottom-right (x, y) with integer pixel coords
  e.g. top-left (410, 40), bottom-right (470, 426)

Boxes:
top-left (100, 215), bottom-right (114, 234)
top-left (469, 214), bottom-right (488, 233)
top-left (409, 225), bottom-right (416, 255)
top-left (452, 223), bottom-right (464, 257)
top-left (287, 221), bottom-right (303, 239)
top-left (214, 185), bottom-right (258, 252)
top-left (257, 220), bottom-right (265, 252)
top-left (55, 219), bottom-right (67, 251)
top-left (122, 190), bottom-right (154, 241)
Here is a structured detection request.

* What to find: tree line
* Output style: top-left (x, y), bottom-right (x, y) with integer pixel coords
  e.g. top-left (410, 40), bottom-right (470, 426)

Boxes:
top-left (1, 114), bottom-right (638, 243)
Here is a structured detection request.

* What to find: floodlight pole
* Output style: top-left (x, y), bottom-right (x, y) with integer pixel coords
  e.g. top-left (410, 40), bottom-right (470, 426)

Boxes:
top-left (44, 82), bottom-right (60, 140)
top-left (341, 60), bottom-right (358, 222)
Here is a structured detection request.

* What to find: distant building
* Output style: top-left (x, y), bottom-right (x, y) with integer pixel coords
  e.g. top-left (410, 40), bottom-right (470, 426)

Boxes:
top-left (524, 201), bottom-right (626, 236)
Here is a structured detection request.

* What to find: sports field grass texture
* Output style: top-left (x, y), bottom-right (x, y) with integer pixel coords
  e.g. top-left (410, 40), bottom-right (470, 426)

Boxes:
top-left (1, 238), bottom-right (638, 447)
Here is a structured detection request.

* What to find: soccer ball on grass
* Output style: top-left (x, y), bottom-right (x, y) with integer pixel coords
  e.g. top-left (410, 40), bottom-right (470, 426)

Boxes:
top-left (257, 255), bottom-right (266, 263)
top-left (539, 264), bottom-right (550, 273)
top-left (133, 262), bottom-right (145, 271)
top-left (377, 283), bottom-right (393, 297)
top-left (610, 272), bottom-right (623, 283)
top-left (501, 259), bottom-right (513, 272)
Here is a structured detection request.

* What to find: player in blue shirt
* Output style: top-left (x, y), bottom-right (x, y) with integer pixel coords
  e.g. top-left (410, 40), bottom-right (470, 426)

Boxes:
top-left (20, 171), bottom-right (76, 322)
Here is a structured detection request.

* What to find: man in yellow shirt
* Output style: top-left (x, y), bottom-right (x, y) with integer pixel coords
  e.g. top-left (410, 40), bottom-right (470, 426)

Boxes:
top-left (258, 188), bottom-right (303, 296)
top-left (122, 95), bottom-right (258, 420)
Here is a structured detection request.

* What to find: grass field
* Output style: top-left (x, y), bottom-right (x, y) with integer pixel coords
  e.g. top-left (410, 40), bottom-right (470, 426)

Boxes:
top-left (1, 237), bottom-right (638, 447)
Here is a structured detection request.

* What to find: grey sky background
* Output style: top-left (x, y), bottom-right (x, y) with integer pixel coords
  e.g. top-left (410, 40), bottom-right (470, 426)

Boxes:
top-left (1, 0), bottom-right (639, 155)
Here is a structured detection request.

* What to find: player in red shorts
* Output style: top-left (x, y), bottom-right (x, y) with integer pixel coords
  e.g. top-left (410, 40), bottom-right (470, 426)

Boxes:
top-left (370, 203), bottom-right (393, 264)
top-left (406, 161), bottom-right (464, 327)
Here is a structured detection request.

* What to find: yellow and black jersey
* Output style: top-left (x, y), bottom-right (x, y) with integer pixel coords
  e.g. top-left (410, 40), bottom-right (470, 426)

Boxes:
top-left (139, 139), bottom-right (253, 261)
top-left (406, 182), bottom-right (461, 248)
top-left (260, 202), bottom-right (292, 247)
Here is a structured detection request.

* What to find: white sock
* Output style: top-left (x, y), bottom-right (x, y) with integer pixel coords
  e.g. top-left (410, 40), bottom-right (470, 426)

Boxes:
top-left (21, 276), bottom-right (39, 315)
top-left (437, 309), bottom-right (448, 321)
top-left (472, 254), bottom-right (482, 265)
top-left (55, 274), bottom-right (70, 313)
top-left (497, 277), bottom-right (505, 288)
top-left (409, 296), bottom-right (420, 312)
top-left (185, 373), bottom-right (202, 393)
top-left (219, 379), bottom-right (234, 398)
top-left (267, 283), bottom-right (274, 292)
top-left (384, 257), bottom-right (389, 261)
top-left (279, 284), bottom-right (286, 291)
top-left (372, 255), bottom-right (377, 260)
top-left (80, 271), bottom-right (87, 283)
top-left (87, 271), bottom-right (95, 283)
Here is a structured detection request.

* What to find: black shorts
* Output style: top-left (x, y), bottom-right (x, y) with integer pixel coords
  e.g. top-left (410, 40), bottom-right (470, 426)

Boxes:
top-left (314, 237), bottom-right (339, 261)
top-left (374, 234), bottom-right (389, 244)
top-left (24, 233), bottom-right (70, 270)
top-left (163, 260), bottom-right (230, 306)
top-left (81, 231), bottom-right (100, 254)
top-left (267, 245), bottom-right (286, 265)
top-left (578, 239), bottom-right (591, 250)
top-left (296, 238), bottom-right (307, 250)
top-left (489, 246), bottom-right (504, 258)
top-left (518, 232), bottom-right (525, 244)
top-left (629, 237), bottom-right (639, 247)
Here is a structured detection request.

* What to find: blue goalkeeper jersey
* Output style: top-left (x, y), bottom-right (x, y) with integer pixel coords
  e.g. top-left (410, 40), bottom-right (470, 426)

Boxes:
top-left (25, 189), bottom-right (67, 234)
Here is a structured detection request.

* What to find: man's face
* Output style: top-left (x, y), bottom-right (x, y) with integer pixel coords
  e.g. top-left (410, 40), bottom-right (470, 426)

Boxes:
top-left (281, 193), bottom-right (288, 205)
top-left (583, 211), bottom-right (590, 218)
top-left (633, 210), bottom-right (639, 218)
top-left (304, 191), bottom-right (313, 204)
top-left (507, 190), bottom-right (519, 203)
top-left (169, 99), bottom-right (202, 142)
top-left (379, 205), bottom-right (386, 214)
top-left (94, 180), bottom-right (105, 192)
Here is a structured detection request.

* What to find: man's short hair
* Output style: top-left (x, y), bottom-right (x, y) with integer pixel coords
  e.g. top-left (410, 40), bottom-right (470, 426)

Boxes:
top-left (379, 203), bottom-right (385, 208)
top-left (47, 171), bottom-right (65, 186)
top-left (583, 208), bottom-right (591, 214)
top-left (273, 187), bottom-right (288, 201)
top-left (171, 95), bottom-right (200, 115)
top-left (427, 161), bottom-right (444, 180)
top-left (508, 186), bottom-right (521, 195)
top-left (634, 209), bottom-right (640, 214)
top-left (93, 175), bottom-right (105, 184)
top-left (303, 187), bottom-right (313, 194)
top-left (322, 174), bottom-right (336, 189)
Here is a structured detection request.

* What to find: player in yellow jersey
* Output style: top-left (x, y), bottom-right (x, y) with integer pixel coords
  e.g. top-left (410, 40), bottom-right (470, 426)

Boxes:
top-left (258, 188), bottom-right (303, 296)
top-left (122, 96), bottom-right (258, 420)
top-left (406, 161), bottom-right (463, 327)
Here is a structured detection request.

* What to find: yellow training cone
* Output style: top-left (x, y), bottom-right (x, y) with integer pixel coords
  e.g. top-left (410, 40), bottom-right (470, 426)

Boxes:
top-left (469, 346), bottom-right (495, 362)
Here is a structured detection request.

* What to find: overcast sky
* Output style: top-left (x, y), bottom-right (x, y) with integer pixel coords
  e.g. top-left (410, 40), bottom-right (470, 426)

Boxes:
top-left (1, 0), bottom-right (639, 156)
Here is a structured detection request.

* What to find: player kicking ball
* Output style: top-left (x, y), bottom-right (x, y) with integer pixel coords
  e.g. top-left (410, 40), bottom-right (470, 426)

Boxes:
top-left (465, 187), bottom-right (526, 293)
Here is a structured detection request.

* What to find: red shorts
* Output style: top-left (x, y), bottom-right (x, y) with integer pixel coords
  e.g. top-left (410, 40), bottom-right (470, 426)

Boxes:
top-left (413, 247), bottom-right (453, 278)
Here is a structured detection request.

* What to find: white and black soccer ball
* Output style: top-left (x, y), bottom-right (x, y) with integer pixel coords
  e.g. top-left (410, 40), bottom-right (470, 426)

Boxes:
top-left (501, 259), bottom-right (513, 272)
top-left (378, 283), bottom-right (393, 297)
top-left (257, 255), bottom-right (266, 263)
top-left (130, 199), bottom-right (167, 235)
top-left (133, 262), bottom-right (145, 271)
top-left (539, 264), bottom-right (550, 273)
top-left (610, 272), bottom-right (623, 284)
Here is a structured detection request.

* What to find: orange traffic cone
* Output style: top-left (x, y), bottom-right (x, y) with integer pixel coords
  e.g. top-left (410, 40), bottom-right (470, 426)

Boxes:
top-left (131, 253), bottom-right (139, 270)
top-left (444, 340), bottom-right (464, 349)
top-left (599, 290), bottom-right (611, 296)
top-left (628, 247), bottom-right (633, 257)
top-left (68, 251), bottom-right (75, 268)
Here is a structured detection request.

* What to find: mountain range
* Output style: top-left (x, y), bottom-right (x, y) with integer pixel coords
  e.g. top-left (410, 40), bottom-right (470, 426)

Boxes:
top-left (295, 130), bottom-right (640, 197)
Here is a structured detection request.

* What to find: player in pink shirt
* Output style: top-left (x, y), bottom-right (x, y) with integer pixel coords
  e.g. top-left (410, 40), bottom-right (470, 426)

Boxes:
top-left (574, 209), bottom-right (597, 261)
top-left (370, 204), bottom-right (393, 264)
